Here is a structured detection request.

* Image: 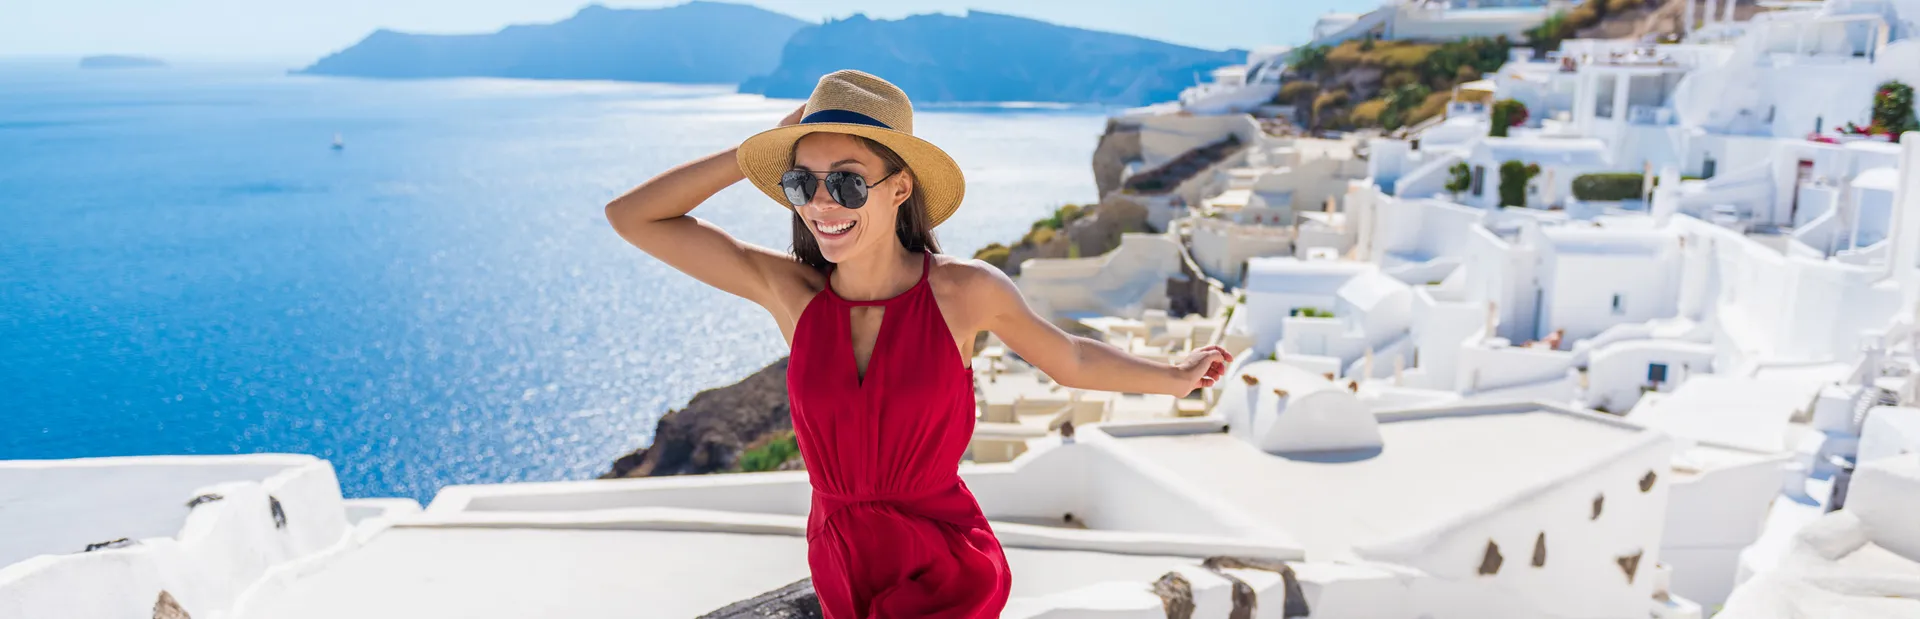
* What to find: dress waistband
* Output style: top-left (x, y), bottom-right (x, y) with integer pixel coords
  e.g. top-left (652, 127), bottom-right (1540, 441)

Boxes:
top-left (812, 479), bottom-right (961, 505)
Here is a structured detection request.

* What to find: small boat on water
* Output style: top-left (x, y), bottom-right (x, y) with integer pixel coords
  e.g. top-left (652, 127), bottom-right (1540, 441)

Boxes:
top-left (331, 133), bottom-right (345, 150)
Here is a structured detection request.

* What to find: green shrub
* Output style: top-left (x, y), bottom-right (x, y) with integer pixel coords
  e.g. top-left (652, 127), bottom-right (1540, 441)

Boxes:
top-left (1405, 92), bottom-right (1453, 127)
top-left (1276, 81), bottom-right (1319, 104)
top-left (1499, 160), bottom-right (1541, 207)
top-left (1350, 99), bottom-right (1388, 127)
top-left (1036, 203), bottom-right (1085, 231)
top-left (1489, 99), bottom-right (1528, 137)
top-left (1446, 162), bottom-right (1473, 194)
top-left (1872, 81), bottom-right (1919, 138)
top-left (1290, 307), bottom-right (1334, 318)
top-left (1371, 42), bottom-right (1439, 71)
top-left (1571, 173), bottom-right (1645, 201)
top-left (739, 430), bottom-right (799, 473)
top-left (1026, 227), bottom-right (1057, 247)
top-left (1381, 83), bottom-right (1433, 129)
top-left (974, 243), bottom-right (1011, 270)
top-left (1422, 37), bottom-right (1510, 85)
top-left (1313, 89), bottom-right (1351, 125)
top-left (1291, 44), bottom-right (1331, 77)
top-left (1327, 41), bottom-right (1368, 70)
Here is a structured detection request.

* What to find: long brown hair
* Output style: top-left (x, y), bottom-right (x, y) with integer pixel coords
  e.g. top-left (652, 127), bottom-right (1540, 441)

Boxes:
top-left (790, 135), bottom-right (940, 272)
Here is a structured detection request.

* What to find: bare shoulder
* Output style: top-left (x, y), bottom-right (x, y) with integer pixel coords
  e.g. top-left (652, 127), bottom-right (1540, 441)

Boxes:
top-left (929, 253), bottom-right (1015, 293)
top-left (928, 254), bottom-right (1021, 322)
top-left (752, 249), bottom-right (828, 319)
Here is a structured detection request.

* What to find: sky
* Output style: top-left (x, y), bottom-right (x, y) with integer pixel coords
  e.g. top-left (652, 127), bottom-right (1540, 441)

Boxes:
top-left (1, 0), bottom-right (1382, 63)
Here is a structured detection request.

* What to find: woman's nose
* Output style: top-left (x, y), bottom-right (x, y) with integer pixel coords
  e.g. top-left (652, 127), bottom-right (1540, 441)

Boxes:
top-left (805, 190), bottom-right (843, 213)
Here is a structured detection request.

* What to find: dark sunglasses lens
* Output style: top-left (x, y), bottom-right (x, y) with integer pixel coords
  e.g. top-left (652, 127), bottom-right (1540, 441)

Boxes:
top-left (827, 172), bottom-right (869, 209)
top-left (779, 171), bottom-right (813, 206)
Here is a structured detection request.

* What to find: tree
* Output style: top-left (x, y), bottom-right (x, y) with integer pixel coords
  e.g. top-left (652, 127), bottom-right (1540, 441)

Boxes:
top-left (1525, 13), bottom-right (1571, 58)
top-left (1499, 160), bottom-right (1541, 208)
top-left (1291, 44), bottom-right (1330, 77)
top-left (1872, 81), bottom-right (1919, 140)
top-left (1382, 83), bottom-right (1433, 130)
top-left (1489, 99), bottom-right (1529, 137)
top-left (1446, 162), bottom-right (1473, 196)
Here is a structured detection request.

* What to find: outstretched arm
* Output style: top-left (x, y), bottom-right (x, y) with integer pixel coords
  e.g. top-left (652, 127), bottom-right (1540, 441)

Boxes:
top-left (604, 106), bottom-right (805, 308)
top-left (970, 262), bottom-right (1229, 397)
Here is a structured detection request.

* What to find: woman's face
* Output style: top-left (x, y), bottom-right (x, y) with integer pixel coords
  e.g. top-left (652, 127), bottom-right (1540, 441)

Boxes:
top-left (791, 132), bottom-right (912, 264)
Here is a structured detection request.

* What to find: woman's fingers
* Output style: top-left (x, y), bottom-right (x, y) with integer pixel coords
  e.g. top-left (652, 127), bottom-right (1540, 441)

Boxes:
top-left (778, 105), bottom-right (806, 127)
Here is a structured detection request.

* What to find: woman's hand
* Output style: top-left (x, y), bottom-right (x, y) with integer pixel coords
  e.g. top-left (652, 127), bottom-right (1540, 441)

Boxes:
top-left (1171, 345), bottom-right (1233, 396)
top-left (778, 104), bottom-right (805, 128)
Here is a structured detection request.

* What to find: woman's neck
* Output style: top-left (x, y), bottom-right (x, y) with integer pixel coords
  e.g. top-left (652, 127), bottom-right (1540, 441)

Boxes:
top-left (830, 244), bottom-right (921, 301)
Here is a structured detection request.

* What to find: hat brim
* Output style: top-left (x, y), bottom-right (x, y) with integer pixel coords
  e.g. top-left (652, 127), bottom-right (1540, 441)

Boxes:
top-left (737, 122), bottom-right (965, 229)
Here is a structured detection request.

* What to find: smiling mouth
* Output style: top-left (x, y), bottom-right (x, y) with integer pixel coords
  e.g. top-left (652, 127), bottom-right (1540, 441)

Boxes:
top-left (815, 219), bottom-right (855, 237)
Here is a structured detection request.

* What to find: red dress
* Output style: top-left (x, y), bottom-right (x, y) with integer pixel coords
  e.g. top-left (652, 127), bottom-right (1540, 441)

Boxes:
top-left (787, 249), bottom-right (1012, 618)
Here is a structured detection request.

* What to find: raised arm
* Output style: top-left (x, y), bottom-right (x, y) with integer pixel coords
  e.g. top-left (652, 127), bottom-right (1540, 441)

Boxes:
top-left (604, 106), bottom-right (806, 308)
top-left (967, 262), bottom-right (1229, 397)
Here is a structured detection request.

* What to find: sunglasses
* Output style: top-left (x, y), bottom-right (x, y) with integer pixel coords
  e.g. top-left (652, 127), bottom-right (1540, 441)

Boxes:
top-left (780, 169), bottom-right (897, 209)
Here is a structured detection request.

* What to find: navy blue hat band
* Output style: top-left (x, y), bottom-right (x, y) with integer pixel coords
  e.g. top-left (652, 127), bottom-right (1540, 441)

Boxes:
top-left (800, 109), bottom-right (892, 130)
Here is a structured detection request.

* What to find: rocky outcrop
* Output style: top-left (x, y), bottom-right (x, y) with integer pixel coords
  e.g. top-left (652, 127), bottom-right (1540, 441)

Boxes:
top-left (1200, 556), bottom-right (1310, 619)
top-left (1122, 134), bottom-right (1245, 196)
top-left (1153, 572), bottom-right (1196, 619)
top-left (998, 194), bottom-right (1152, 275)
top-left (697, 579), bottom-right (821, 619)
top-left (153, 591), bottom-right (190, 619)
top-left (1092, 119), bottom-right (1144, 198)
top-left (601, 357), bottom-right (793, 478)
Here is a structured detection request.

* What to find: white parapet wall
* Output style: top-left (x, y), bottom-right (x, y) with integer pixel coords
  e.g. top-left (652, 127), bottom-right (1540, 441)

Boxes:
top-left (1659, 441), bottom-right (1792, 606)
top-left (1018, 234), bottom-right (1185, 321)
top-left (428, 432), bottom-right (1305, 561)
top-left (0, 455), bottom-right (367, 619)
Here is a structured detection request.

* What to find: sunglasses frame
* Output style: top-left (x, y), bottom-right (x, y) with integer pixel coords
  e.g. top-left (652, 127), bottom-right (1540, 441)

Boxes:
top-left (780, 169), bottom-right (899, 210)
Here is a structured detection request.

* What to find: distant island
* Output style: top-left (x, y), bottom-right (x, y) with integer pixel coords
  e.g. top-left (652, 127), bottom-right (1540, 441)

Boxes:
top-left (296, 2), bottom-right (806, 84)
top-left (296, 2), bottom-right (1244, 106)
top-left (80, 55), bottom-right (167, 69)
top-left (740, 11), bottom-right (1246, 106)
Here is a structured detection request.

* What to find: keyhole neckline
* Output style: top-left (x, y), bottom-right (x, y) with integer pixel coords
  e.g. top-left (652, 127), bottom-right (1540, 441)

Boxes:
top-left (824, 250), bottom-right (932, 307)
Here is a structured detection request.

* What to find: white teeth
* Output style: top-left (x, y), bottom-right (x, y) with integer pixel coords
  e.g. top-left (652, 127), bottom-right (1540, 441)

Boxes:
top-left (818, 220), bottom-right (854, 234)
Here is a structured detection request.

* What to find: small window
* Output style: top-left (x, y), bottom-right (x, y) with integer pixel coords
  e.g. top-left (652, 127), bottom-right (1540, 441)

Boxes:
top-left (1648, 363), bottom-right (1668, 384)
top-left (1611, 294), bottom-right (1624, 315)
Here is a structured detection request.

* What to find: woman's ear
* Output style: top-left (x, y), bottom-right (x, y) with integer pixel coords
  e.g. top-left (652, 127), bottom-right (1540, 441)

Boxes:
top-left (889, 170), bottom-right (915, 207)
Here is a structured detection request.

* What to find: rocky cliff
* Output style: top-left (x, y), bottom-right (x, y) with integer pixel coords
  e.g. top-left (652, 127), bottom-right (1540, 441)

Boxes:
top-left (601, 357), bottom-right (795, 478)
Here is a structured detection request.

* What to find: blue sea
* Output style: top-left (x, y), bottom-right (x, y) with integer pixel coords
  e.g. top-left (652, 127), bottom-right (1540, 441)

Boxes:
top-left (0, 61), bottom-right (1104, 502)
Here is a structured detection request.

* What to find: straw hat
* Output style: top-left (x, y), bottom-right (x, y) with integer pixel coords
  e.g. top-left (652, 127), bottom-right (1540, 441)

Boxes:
top-left (737, 70), bottom-right (964, 228)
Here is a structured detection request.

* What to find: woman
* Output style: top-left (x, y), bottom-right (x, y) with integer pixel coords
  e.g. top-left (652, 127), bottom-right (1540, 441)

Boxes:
top-left (605, 70), bottom-right (1230, 618)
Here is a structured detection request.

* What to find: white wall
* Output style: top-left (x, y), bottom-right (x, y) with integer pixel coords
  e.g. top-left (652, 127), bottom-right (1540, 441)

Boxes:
top-left (1584, 340), bottom-right (1717, 412)
top-left (1410, 287), bottom-right (1488, 391)
top-left (0, 456), bottom-right (352, 619)
top-left (1844, 454), bottom-right (1920, 563)
top-left (1660, 447), bottom-right (1790, 606)
top-left (1243, 259), bottom-right (1371, 356)
top-left (1860, 406), bottom-right (1920, 462)
top-left (1359, 408), bottom-right (1675, 619)
top-left (1019, 234), bottom-right (1184, 321)
top-left (1539, 236), bottom-right (1681, 343)
top-left (1456, 342), bottom-right (1577, 394)
top-left (1190, 219), bottom-right (1292, 286)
